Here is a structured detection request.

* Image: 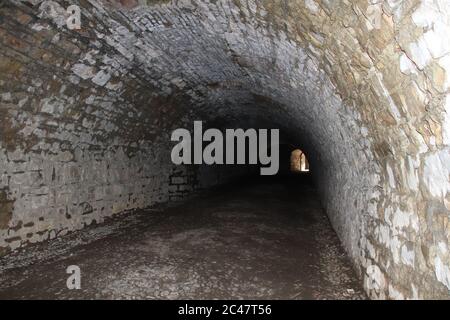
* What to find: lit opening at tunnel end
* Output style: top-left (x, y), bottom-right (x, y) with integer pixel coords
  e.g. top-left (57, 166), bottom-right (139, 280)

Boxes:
top-left (290, 149), bottom-right (310, 173)
top-left (0, 0), bottom-right (450, 306)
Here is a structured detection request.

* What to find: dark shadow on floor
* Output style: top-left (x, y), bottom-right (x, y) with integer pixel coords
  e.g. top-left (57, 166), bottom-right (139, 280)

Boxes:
top-left (0, 174), bottom-right (366, 299)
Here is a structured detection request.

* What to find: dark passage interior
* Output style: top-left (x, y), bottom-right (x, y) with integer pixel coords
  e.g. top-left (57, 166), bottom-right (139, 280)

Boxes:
top-left (1, 0), bottom-right (450, 300)
top-left (0, 176), bottom-right (366, 299)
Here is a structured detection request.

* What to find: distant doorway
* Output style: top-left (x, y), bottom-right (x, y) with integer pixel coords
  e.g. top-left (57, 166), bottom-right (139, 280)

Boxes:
top-left (290, 149), bottom-right (309, 172)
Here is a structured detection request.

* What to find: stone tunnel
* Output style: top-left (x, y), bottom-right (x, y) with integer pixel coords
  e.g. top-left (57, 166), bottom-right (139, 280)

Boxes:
top-left (0, 0), bottom-right (449, 300)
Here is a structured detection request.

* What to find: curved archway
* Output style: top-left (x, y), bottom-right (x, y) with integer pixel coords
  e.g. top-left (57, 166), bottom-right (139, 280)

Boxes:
top-left (0, 0), bottom-right (449, 299)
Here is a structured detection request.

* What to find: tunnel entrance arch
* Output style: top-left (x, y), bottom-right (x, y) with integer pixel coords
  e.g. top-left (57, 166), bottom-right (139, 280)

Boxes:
top-left (290, 149), bottom-right (309, 173)
top-left (0, 0), bottom-right (449, 300)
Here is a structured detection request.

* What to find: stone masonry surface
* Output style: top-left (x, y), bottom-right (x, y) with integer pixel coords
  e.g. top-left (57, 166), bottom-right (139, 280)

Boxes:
top-left (0, 0), bottom-right (449, 299)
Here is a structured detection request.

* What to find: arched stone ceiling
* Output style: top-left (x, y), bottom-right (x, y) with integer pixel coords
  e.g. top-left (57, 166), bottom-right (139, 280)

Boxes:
top-left (0, 0), bottom-right (449, 299)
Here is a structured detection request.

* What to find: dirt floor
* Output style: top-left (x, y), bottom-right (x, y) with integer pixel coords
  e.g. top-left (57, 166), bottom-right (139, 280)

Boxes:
top-left (0, 176), bottom-right (366, 299)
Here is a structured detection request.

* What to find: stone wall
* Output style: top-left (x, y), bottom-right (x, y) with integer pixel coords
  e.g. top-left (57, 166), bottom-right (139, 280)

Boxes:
top-left (0, 0), bottom-right (449, 299)
top-left (0, 0), bottom-right (251, 256)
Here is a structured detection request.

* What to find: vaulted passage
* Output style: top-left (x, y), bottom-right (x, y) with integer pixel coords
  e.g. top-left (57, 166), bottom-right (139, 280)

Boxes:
top-left (0, 0), bottom-right (450, 299)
